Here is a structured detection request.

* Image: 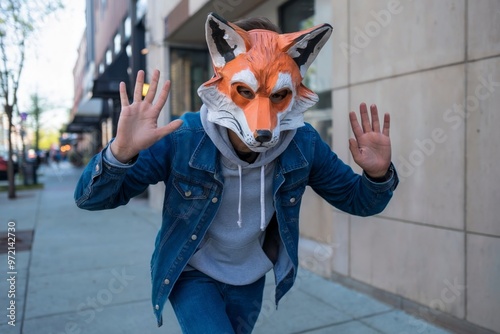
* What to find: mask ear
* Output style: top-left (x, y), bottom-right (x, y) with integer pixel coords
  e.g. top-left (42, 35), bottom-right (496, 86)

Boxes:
top-left (205, 12), bottom-right (249, 68)
top-left (280, 24), bottom-right (333, 77)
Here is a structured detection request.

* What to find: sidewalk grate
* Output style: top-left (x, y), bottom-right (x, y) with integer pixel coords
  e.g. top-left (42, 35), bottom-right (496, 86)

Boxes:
top-left (0, 230), bottom-right (34, 253)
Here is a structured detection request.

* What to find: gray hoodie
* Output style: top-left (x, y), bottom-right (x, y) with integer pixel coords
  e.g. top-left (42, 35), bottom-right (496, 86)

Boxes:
top-left (186, 105), bottom-right (296, 285)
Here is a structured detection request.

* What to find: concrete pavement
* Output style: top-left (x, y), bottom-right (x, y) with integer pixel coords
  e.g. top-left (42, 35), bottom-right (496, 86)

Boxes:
top-left (0, 161), bottom-right (452, 333)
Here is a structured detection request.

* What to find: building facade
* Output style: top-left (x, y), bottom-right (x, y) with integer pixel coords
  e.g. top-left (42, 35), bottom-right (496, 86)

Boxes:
top-left (73, 0), bottom-right (500, 332)
top-left (69, 0), bottom-right (148, 162)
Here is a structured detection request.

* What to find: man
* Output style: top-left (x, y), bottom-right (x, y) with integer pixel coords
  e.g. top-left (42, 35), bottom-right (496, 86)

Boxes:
top-left (75, 13), bottom-right (398, 333)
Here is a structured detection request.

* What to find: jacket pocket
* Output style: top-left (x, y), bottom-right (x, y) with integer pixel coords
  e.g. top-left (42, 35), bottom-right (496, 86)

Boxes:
top-left (279, 179), bottom-right (307, 207)
top-left (164, 175), bottom-right (211, 219)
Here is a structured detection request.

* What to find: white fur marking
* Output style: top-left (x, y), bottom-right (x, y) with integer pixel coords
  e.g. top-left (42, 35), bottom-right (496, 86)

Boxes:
top-left (230, 69), bottom-right (258, 92)
top-left (272, 73), bottom-right (294, 94)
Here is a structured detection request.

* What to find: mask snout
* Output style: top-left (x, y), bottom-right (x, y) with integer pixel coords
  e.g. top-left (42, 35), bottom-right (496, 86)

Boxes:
top-left (254, 129), bottom-right (273, 143)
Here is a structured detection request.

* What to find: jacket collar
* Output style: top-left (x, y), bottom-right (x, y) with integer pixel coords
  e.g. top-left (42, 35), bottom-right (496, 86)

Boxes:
top-left (277, 138), bottom-right (309, 174)
top-left (189, 133), bottom-right (219, 174)
top-left (189, 132), bottom-right (308, 175)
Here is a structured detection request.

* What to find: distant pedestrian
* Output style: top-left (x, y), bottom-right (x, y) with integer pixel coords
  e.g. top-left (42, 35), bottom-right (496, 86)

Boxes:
top-left (75, 13), bottom-right (398, 333)
top-left (55, 151), bottom-right (61, 165)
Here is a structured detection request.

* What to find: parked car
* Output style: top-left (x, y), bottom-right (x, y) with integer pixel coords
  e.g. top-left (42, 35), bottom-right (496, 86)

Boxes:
top-left (0, 155), bottom-right (19, 181)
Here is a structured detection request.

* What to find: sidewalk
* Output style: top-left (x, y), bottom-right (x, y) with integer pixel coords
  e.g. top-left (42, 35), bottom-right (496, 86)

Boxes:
top-left (0, 162), bottom-right (452, 334)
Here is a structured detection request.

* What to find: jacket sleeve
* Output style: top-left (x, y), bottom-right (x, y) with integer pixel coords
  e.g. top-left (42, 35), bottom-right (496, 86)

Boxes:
top-left (74, 136), bottom-right (173, 211)
top-left (307, 128), bottom-right (398, 216)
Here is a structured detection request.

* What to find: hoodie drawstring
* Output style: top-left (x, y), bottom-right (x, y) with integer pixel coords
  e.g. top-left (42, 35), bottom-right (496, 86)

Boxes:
top-left (237, 165), bottom-right (243, 228)
top-left (260, 165), bottom-right (266, 231)
top-left (236, 164), bottom-right (267, 231)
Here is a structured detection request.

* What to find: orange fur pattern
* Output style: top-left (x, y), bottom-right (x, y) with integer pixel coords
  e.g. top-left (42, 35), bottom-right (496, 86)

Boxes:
top-left (198, 13), bottom-right (332, 152)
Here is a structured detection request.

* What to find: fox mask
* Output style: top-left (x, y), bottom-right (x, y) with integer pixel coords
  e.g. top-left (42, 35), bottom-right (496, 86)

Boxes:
top-left (198, 13), bottom-right (332, 152)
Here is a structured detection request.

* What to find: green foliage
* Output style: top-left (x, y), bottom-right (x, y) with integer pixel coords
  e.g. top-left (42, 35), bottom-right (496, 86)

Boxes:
top-left (0, 0), bottom-right (63, 198)
top-left (0, 183), bottom-right (44, 192)
top-left (38, 129), bottom-right (60, 150)
top-left (0, 0), bottom-right (64, 108)
top-left (28, 93), bottom-right (43, 151)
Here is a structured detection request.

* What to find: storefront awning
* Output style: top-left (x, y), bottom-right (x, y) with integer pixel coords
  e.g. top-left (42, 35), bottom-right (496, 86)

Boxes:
top-left (66, 98), bottom-right (103, 133)
top-left (66, 122), bottom-right (99, 133)
top-left (93, 50), bottom-right (130, 99)
top-left (76, 98), bottom-right (103, 118)
top-left (165, 0), bottom-right (267, 44)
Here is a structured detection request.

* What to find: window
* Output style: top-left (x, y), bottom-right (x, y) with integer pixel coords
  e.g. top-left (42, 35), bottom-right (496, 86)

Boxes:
top-left (124, 17), bottom-right (131, 40)
top-left (279, 0), bottom-right (332, 145)
top-left (279, 0), bottom-right (315, 33)
top-left (105, 49), bottom-right (112, 65)
top-left (169, 48), bottom-right (210, 118)
top-left (136, 0), bottom-right (147, 21)
top-left (114, 33), bottom-right (121, 54)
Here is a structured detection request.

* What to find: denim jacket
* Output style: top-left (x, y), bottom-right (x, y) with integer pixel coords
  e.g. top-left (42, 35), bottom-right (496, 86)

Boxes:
top-left (74, 111), bottom-right (398, 326)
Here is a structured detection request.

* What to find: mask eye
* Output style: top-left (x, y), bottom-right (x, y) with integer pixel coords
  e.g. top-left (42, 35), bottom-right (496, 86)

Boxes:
top-left (270, 89), bottom-right (290, 103)
top-left (237, 86), bottom-right (255, 99)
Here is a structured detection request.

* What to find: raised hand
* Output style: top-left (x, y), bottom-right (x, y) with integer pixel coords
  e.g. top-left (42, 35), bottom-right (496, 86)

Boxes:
top-left (110, 70), bottom-right (183, 163)
top-left (349, 103), bottom-right (391, 178)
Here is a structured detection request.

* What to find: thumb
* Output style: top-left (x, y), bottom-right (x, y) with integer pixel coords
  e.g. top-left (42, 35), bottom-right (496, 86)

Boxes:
top-left (156, 119), bottom-right (183, 139)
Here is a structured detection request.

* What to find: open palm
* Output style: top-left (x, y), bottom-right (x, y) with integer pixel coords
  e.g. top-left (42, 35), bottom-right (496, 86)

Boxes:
top-left (349, 103), bottom-right (391, 178)
top-left (110, 70), bottom-right (182, 163)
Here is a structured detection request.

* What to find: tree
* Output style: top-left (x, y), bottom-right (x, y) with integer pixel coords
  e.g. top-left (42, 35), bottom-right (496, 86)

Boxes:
top-left (0, 0), bottom-right (62, 198)
top-left (29, 93), bottom-right (43, 152)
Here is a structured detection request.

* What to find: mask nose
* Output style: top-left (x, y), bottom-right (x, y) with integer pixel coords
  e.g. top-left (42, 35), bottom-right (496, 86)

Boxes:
top-left (254, 130), bottom-right (273, 143)
top-left (244, 96), bottom-right (277, 142)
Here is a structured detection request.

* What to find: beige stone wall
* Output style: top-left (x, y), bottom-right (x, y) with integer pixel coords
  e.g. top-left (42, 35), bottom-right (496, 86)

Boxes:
top-left (146, 0), bottom-right (181, 210)
top-left (298, 1), bottom-right (500, 332)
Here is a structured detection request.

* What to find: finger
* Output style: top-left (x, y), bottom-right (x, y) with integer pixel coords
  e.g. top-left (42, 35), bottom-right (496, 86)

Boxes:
top-left (119, 82), bottom-right (130, 107)
top-left (349, 111), bottom-right (364, 139)
top-left (370, 104), bottom-right (380, 133)
top-left (154, 80), bottom-right (171, 111)
top-left (382, 113), bottom-right (390, 137)
top-left (144, 69), bottom-right (160, 104)
top-left (155, 119), bottom-right (183, 139)
top-left (359, 103), bottom-right (372, 133)
top-left (133, 70), bottom-right (145, 102)
top-left (348, 138), bottom-right (361, 162)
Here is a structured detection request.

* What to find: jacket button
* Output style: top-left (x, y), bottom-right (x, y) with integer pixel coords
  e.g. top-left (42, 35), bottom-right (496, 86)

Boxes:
top-left (212, 197), bottom-right (218, 203)
top-left (289, 197), bottom-right (296, 203)
top-left (164, 279), bottom-right (170, 285)
top-left (155, 304), bottom-right (160, 310)
top-left (191, 234), bottom-right (197, 240)
top-left (95, 164), bottom-right (100, 172)
top-left (184, 190), bottom-right (192, 197)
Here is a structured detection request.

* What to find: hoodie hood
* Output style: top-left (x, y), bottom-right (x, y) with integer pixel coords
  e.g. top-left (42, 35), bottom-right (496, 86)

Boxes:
top-left (201, 104), bottom-right (297, 230)
top-left (200, 104), bottom-right (296, 169)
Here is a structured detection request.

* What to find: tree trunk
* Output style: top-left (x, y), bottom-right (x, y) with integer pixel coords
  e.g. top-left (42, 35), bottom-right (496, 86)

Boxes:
top-left (6, 105), bottom-right (16, 199)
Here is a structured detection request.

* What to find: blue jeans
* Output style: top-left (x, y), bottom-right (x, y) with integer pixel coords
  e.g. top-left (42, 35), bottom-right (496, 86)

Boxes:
top-left (168, 270), bottom-right (266, 334)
